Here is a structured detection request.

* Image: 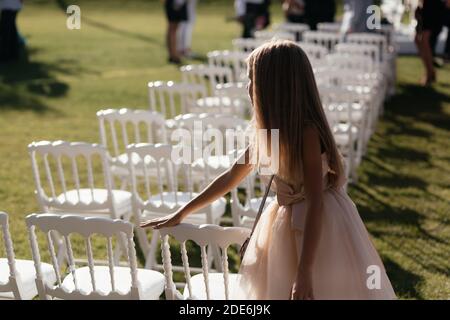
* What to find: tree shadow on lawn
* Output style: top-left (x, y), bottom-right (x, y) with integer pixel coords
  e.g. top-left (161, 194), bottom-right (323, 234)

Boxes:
top-left (348, 83), bottom-right (450, 297)
top-left (385, 84), bottom-right (450, 133)
top-left (0, 47), bottom-right (75, 113)
top-left (55, 0), bottom-right (163, 46)
top-left (382, 256), bottom-right (424, 299)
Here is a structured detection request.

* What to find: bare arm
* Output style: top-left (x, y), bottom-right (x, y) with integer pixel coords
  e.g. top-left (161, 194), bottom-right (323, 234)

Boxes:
top-left (292, 125), bottom-right (324, 299)
top-left (141, 149), bottom-right (253, 229)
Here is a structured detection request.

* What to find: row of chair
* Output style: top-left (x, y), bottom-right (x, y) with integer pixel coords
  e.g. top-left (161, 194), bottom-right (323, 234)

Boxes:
top-left (0, 212), bottom-right (249, 300)
top-left (1, 26), bottom-right (393, 300)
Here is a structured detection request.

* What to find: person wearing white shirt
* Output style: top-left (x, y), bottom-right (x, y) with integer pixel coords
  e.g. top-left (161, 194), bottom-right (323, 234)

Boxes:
top-left (164, 0), bottom-right (187, 64)
top-left (235, 0), bottom-right (271, 38)
top-left (0, 0), bottom-right (23, 61)
top-left (178, 0), bottom-right (197, 58)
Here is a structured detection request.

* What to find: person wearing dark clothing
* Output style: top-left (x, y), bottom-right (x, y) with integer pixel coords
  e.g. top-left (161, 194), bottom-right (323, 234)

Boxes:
top-left (282, 0), bottom-right (305, 24)
top-left (235, 0), bottom-right (271, 38)
top-left (304, 0), bottom-right (335, 30)
top-left (0, 0), bottom-right (23, 62)
top-left (415, 0), bottom-right (446, 85)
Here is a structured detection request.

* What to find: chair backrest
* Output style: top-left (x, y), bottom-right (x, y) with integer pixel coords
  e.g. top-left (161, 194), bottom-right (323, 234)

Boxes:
top-left (318, 85), bottom-right (360, 126)
top-left (127, 143), bottom-right (194, 219)
top-left (303, 31), bottom-right (342, 52)
top-left (232, 38), bottom-right (265, 53)
top-left (215, 82), bottom-right (251, 115)
top-left (335, 43), bottom-right (380, 65)
top-left (326, 53), bottom-right (376, 73)
top-left (0, 212), bottom-right (20, 299)
top-left (26, 213), bottom-right (141, 300)
top-left (207, 50), bottom-right (249, 82)
top-left (254, 30), bottom-right (296, 42)
top-left (296, 42), bottom-right (328, 60)
top-left (274, 22), bottom-right (310, 41)
top-left (159, 223), bottom-right (250, 300)
top-left (230, 172), bottom-right (273, 228)
top-left (180, 64), bottom-right (234, 96)
top-left (28, 141), bottom-right (115, 214)
top-left (346, 33), bottom-right (388, 63)
top-left (148, 81), bottom-right (206, 119)
top-left (97, 108), bottom-right (168, 161)
top-left (317, 22), bottom-right (342, 33)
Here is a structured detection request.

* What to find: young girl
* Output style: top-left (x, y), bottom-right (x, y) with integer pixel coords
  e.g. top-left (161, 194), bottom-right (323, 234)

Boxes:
top-left (142, 40), bottom-right (396, 300)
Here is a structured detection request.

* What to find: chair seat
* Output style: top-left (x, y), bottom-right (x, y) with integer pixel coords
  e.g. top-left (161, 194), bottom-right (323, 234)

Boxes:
top-left (193, 155), bottom-right (232, 173)
top-left (192, 97), bottom-right (246, 115)
top-left (334, 124), bottom-right (359, 147)
top-left (60, 266), bottom-right (165, 300)
top-left (183, 272), bottom-right (241, 300)
top-left (0, 259), bottom-right (56, 300)
top-left (143, 192), bottom-right (226, 224)
top-left (110, 153), bottom-right (160, 178)
top-left (54, 189), bottom-right (131, 216)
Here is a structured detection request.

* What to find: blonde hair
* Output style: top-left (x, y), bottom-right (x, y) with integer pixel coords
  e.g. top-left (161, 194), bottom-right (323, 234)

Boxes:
top-left (247, 40), bottom-right (344, 187)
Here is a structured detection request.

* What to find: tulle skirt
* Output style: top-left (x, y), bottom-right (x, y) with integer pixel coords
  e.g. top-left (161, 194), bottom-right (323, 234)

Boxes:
top-left (231, 187), bottom-right (397, 300)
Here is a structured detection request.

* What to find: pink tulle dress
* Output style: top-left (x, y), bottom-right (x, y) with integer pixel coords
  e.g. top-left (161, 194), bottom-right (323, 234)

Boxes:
top-left (232, 154), bottom-right (396, 300)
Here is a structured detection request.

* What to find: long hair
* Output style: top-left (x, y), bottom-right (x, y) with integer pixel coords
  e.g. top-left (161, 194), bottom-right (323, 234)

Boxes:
top-left (247, 40), bottom-right (344, 187)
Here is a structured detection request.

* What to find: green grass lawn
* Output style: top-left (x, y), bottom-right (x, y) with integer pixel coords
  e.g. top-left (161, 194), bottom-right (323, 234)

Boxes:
top-left (0, 0), bottom-right (449, 299)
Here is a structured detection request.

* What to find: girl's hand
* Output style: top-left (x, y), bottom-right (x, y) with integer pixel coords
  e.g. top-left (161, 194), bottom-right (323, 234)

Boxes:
top-left (140, 211), bottom-right (183, 229)
top-left (291, 268), bottom-right (314, 300)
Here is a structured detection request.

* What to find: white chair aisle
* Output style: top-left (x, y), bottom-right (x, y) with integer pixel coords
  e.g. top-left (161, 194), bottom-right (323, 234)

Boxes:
top-left (97, 108), bottom-right (168, 189)
top-left (26, 213), bottom-right (165, 300)
top-left (148, 80), bottom-right (206, 123)
top-left (160, 223), bottom-right (250, 300)
top-left (126, 143), bottom-right (227, 271)
top-left (0, 212), bottom-right (56, 300)
top-left (28, 141), bottom-right (133, 265)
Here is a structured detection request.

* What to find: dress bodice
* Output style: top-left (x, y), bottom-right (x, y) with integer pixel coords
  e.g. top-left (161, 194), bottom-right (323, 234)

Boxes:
top-left (260, 153), bottom-right (343, 207)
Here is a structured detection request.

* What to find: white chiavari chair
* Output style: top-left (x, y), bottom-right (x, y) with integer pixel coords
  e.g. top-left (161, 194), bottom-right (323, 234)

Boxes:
top-left (97, 108), bottom-right (168, 188)
top-left (303, 30), bottom-right (342, 52)
top-left (230, 173), bottom-right (275, 229)
top-left (148, 80), bottom-right (206, 122)
top-left (26, 213), bottom-right (165, 300)
top-left (254, 30), bottom-right (296, 42)
top-left (160, 223), bottom-right (250, 300)
top-left (232, 38), bottom-right (265, 53)
top-left (0, 212), bottom-right (56, 299)
top-left (126, 143), bottom-right (227, 270)
top-left (274, 22), bottom-right (310, 41)
top-left (207, 50), bottom-right (249, 82)
top-left (317, 22), bottom-right (342, 33)
top-left (28, 141), bottom-right (132, 265)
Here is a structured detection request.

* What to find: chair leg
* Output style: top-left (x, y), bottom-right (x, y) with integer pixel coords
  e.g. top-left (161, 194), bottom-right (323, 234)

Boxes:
top-left (135, 226), bottom-right (151, 261)
top-left (145, 229), bottom-right (160, 269)
top-left (114, 232), bottom-right (129, 266)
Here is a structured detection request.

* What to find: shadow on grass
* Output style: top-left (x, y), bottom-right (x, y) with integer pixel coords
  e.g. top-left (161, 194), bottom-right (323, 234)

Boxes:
top-left (55, 0), bottom-right (163, 46)
top-left (349, 82), bottom-right (450, 296)
top-left (0, 47), bottom-right (75, 113)
top-left (382, 256), bottom-right (424, 299)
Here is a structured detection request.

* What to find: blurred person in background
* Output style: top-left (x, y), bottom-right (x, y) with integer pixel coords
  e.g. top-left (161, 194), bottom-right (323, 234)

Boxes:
top-left (0, 0), bottom-right (23, 62)
top-left (415, 0), bottom-right (445, 85)
top-left (178, 0), bottom-right (198, 59)
top-left (304, 0), bottom-right (336, 30)
top-left (164, 0), bottom-right (187, 64)
top-left (341, 0), bottom-right (374, 34)
top-left (442, 0), bottom-right (450, 61)
top-left (282, 0), bottom-right (305, 24)
top-left (235, 0), bottom-right (271, 38)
